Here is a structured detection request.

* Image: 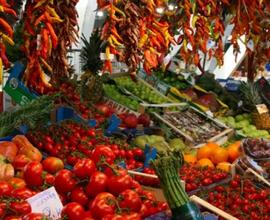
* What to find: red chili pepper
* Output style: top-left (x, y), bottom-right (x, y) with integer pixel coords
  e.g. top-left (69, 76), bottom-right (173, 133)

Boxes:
top-left (34, 13), bottom-right (46, 26)
top-left (45, 22), bottom-right (58, 48)
top-left (41, 28), bottom-right (49, 58)
top-left (0, 18), bottom-right (13, 37)
top-left (3, 7), bottom-right (17, 17)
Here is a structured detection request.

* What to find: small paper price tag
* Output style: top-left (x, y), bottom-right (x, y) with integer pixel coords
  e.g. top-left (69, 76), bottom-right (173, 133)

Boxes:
top-left (256, 104), bottom-right (269, 115)
top-left (27, 187), bottom-right (63, 220)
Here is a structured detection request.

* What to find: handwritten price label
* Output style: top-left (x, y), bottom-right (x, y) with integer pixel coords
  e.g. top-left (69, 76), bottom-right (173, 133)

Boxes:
top-left (256, 104), bottom-right (269, 115)
top-left (27, 187), bottom-right (63, 220)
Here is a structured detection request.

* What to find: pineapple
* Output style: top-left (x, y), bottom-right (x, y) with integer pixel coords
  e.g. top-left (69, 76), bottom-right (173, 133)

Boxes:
top-left (240, 82), bottom-right (270, 129)
top-left (80, 30), bottom-right (105, 103)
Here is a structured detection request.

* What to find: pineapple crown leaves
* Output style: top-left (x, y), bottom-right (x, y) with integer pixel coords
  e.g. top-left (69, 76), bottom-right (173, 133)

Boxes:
top-left (80, 29), bottom-right (105, 74)
top-left (239, 81), bottom-right (263, 112)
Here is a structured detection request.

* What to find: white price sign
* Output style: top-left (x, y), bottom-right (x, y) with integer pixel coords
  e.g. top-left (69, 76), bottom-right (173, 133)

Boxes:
top-left (27, 187), bottom-right (63, 220)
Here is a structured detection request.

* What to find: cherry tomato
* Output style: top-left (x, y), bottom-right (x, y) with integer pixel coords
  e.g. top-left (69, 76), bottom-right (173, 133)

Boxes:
top-left (132, 148), bottom-right (144, 158)
top-left (0, 181), bottom-right (13, 196)
top-left (90, 192), bottom-right (116, 219)
top-left (125, 150), bottom-right (134, 159)
top-left (91, 145), bottom-right (116, 164)
top-left (61, 202), bottom-right (85, 220)
top-left (86, 129), bottom-right (96, 137)
top-left (42, 157), bottom-right (64, 174)
top-left (24, 162), bottom-right (44, 188)
top-left (118, 189), bottom-right (142, 212)
top-left (10, 201), bottom-right (31, 215)
top-left (73, 159), bottom-right (96, 179)
top-left (55, 169), bottom-right (76, 193)
top-left (71, 187), bottom-right (89, 206)
top-left (86, 172), bottom-right (108, 198)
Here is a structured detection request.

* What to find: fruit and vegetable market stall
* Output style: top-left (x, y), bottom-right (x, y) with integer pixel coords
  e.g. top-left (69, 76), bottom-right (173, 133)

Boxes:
top-left (0, 0), bottom-right (269, 220)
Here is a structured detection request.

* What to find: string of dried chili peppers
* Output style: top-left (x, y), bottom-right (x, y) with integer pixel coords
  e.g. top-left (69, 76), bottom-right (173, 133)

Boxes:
top-left (22, 0), bottom-right (63, 94)
top-left (98, 0), bottom-right (175, 77)
top-left (47, 0), bottom-right (79, 82)
top-left (0, 0), bottom-right (17, 84)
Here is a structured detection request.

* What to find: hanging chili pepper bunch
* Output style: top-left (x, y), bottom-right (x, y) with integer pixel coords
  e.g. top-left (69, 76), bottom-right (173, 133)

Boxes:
top-left (47, 0), bottom-right (79, 82)
top-left (174, 0), bottom-right (230, 70)
top-left (22, 0), bottom-right (63, 94)
top-left (139, 0), bottom-right (176, 75)
top-left (100, 1), bottom-right (126, 74)
top-left (0, 0), bottom-right (17, 84)
top-left (228, 0), bottom-right (270, 75)
top-left (98, 0), bottom-right (175, 77)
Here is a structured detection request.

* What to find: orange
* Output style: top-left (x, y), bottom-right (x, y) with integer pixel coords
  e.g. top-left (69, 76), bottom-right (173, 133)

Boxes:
top-left (210, 147), bottom-right (229, 165)
top-left (184, 154), bottom-right (197, 164)
top-left (197, 142), bottom-right (219, 160)
top-left (197, 158), bottom-right (214, 168)
top-left (216, 162), bottom-right (231, 172)
top-left (227, 141), bottom-right (242, 163)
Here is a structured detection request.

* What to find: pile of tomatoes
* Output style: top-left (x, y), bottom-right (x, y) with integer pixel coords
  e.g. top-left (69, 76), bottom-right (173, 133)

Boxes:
top-left (203, 175), bottom-right (270, 220)
top-left (27, 121), bottom-right (145, 170)
top-left (0, 156), bottom-right (168, 220)
top-left (134, 164), bottom-right (229, 193)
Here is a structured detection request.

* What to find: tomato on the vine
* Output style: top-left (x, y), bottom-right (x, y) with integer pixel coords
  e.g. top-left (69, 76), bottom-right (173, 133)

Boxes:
top-left (108, 173), bottom-right (132, 196)
top-left (118, 189), bottom-right (142, 212)
top-left (54, 169), bottom-right (76, 193)
top-left (24, 162), bottom-right (44, 188)
top-left (71, 187), bottom-right (89, 206)
top-left (22, 213), bottom-right (50, 220)
top-left (85, 172), bottom-right (108, 198)
top-left (73, 159), bottom-right (96, 179)
top-left (10, 201), bottom-right (31, 215)
top-left (102, 214), bottom-right (125, 220)
top-left (61, 202), bottom-right (85, 220)
top-left (42, 157), bottom-right (64, 174)
top-left (91, 145), bottom-right (115, 164)
top-left (90, 192), bottom-right (116, 219)
top-left (12, 188), bottom-right (35, 200)
top-left (0, 181), bottom-right (13, 196)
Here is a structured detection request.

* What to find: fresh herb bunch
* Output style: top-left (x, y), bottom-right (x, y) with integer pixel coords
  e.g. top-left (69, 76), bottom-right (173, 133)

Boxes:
top-left (0, 94), bottom-right (58, 137)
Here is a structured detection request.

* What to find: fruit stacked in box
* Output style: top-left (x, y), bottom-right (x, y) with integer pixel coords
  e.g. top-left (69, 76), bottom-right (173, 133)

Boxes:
top-left (113, 76), bottom-right (172, 105)
top-left (154, 106), bottom-right (227, 146)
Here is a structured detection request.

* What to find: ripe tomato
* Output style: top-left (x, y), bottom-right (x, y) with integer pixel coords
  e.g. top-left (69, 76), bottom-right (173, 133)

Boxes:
top-left (71, 187), bottom-right (89, 206)
top-left (12, 188), bottom-right (35, 199)
top-left (4, 216), bottom-right (22, 220)
top-left (91, 145), bottom-right (116, 164)
top-left (102, 214), bottom-right (125, 220)
top-left (122, 212), bottom-right (141, 220)
top-left (12, 154), bottom-right (31, 170)
top-left (0, 181), bottom-right (13, 196)
top-left (118, 189), bottom-right (142, 212)
top-left (8, 178), bottom-right (26, 190)
top-left (10, 201), bottom-right (31, 215)
top-left (44, 173), bottom-right (55, 185)
top-left (82, 211), bottom-right (94, 220)
top-left (133, 148), bottom-right (144, 158)
top-left (42, 157), bottom-right (64, 174)
top-left (22, 213), bottom-right (49, 220)
top-left (24, 162), bottom-right (44, 187)
top-left (90, 192), bottom-right (116, 219)
top-left (61, 202), bottom-right (85, 220)
top-left (55, 169), bottom-right (76, 193)
top-left (86, 129), bottom-right (96, 137)
top-left (73, 159), bottom-right (96, 179)
top-left (85, 172), bottom-right (108, 198)
top-left (126, 150), bottom-right (134, 159)
top-left (108, 174), bottom-right (132, 196)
